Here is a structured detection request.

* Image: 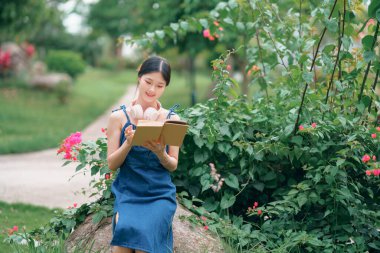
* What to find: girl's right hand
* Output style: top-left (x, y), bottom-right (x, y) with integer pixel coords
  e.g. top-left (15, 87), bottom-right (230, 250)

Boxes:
top-left (124, 125), bottom-right (135, 146)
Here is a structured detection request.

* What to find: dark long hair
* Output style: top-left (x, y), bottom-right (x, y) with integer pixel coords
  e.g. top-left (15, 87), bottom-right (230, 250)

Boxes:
top-left (137, 56), bottom-right (171, 86)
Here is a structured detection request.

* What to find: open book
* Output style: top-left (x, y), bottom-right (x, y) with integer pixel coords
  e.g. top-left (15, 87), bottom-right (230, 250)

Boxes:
top-left (131, 119), bottom-right (189, 146)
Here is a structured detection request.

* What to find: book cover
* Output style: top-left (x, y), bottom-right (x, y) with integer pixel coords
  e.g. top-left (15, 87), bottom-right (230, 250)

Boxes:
top-left (131, 119), bottom-right (188, 146)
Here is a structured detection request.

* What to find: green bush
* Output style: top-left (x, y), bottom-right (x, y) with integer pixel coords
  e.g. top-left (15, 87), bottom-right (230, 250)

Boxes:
top-left (46, 50), bottom-right (86, 79)
top-left (173, 57), bottom-right (380, 252)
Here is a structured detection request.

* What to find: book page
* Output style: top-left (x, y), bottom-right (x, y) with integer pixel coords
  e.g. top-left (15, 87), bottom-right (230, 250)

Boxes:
top-left (161, 122), bottom-right (188, 146)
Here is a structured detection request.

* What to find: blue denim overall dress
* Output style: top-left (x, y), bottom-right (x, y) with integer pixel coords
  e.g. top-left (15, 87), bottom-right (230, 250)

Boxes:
top-left (110, 104), bottom-right (178, 253)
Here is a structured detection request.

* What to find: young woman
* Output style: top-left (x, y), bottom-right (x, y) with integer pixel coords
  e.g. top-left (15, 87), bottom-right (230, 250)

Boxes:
top-left (107, 56), bottom-right (179, 253)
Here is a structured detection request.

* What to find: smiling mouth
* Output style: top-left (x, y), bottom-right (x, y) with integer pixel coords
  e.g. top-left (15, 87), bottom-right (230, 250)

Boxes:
top-left (146, 92), bottom-right (155, 97)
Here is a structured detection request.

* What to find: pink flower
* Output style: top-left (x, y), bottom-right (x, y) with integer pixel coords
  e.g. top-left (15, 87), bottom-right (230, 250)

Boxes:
top-left (213, 21), bottom-right (220, 26)
top-left (73, 203), bottom-right (78, 208)
top-left (311, 122), bottom-right (317, 128)
top-left (203, 225), bottom-right (209, 230)
top-left (257, 210), bottom-right (262, 215)
top-left (64, 152), bottom-right (72, 160)
top-left (299, 125), bottom-right (304, 131)
top-left (25, 44), bottom-right (35, 57)
top-left (253, 201), bottom-right (258, 208)
top-left (374, 169), bottom-right (380, 176)
top-left (367, 19), bottom-right (376, 26)
top-left (366, 170), bottom-right (372, 176)
top-left (362, 154), bottom-right (371, 163)
top-left (376, 127), bottom-right (380, 132)
top-left (101, 128), bottom-right (106, 133)
top-left (208, 36), bottom-right (215, 41)
top-left (105, 173), bottom-right (111, 180)
top-left (201, 216), bottom-right (207, 221)
top-left (218, 27), bottom-right (224, 31)
top-left (371, 133), bottom-right (377, 139)
top-left (226, 65), bottom-right (232, 71)
top-left (12, 226), bottom-right (18, 232)
top-left (373, 156), bottom-right (376, 161)
top-left (203, 29), bottom-right (210, 38)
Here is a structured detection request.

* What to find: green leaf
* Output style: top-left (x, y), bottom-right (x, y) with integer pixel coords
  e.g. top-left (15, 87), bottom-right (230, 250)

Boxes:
top-left (170, 23), bottom-right (179, 32)
top-left (302, 72), bottom-right (313, 83)
top-left (236, 22), bottom-right (245, 31)
top-left (220, 193), bottom-right (236, 209)
top-left (194, 149), bottom-right (208, 164)
top-left (261, 171), bottom-right (276, 181)
top-left (199, 19), bottom-right (208, 28)
top-left (182, 198), bottom-right (193, 209)
top-left (91, 165), bottom-right (100, 176)
top-left (325, 19), bottom-right (338, 32)
top-left (363, 51), bottom-right (375, 62)
top-left (252, 181), bottom-right (265, 192)
top-left (203, 197), bottom-right (219, 212)
top-left (223, 17), bottom-right (234, 25)
top-left (291, 136), bottom-right (303, 146)
top-left (368, 1), bottom-right (380, 18)
top-left (92, 212), bottom-right (104, 224)
top-left (361, 35), bottom-right (374, 51)
top-left (155, 30), bottom-right (165, 39)
top-left (193, 135), bottom-right (204, 148)
top-left (180, 21), bottom-right (189, 31)
top-left (62, 160), bottom-right (71, 167)
top-left (225, 173), bottom-right (239, 189)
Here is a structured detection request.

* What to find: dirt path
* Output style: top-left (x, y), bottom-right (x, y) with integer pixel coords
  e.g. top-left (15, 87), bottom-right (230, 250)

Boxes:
top-left (0, 85), bottom-right (136, 209)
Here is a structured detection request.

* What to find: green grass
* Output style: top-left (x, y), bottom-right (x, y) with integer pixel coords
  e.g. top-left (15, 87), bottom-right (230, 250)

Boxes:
top-left (0, 68), bottom-right (212, 154)
top-left (0, 201), bottom-right (60, 252)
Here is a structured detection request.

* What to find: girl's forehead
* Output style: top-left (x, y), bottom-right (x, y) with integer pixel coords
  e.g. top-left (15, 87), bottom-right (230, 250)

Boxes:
top-left (142, 72), bottom-right (165, 83)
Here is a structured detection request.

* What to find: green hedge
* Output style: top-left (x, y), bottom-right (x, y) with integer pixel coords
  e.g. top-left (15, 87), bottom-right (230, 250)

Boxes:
top-left (46, 50), bottom-right (86, 79)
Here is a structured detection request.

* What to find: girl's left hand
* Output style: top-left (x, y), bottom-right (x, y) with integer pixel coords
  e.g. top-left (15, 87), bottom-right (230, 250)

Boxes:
top-left (143, 135), bottom-right (165, 157)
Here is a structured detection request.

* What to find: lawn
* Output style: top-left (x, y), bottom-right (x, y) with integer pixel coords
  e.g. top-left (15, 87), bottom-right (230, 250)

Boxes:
top-left (0, 201), bottom-right (60, 252)
top-left (0, 68), bottom-right (212, 154)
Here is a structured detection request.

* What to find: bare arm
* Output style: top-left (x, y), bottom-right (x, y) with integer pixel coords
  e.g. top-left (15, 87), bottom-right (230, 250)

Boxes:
top-left (106, 112), bottom-right (133, 171)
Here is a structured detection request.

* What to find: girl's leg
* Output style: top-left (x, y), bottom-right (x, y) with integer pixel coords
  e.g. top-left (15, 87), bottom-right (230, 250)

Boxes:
top-left (112, 212), bottom-right (134, 253)
top-left (112, 246), bottom-right (134, 253)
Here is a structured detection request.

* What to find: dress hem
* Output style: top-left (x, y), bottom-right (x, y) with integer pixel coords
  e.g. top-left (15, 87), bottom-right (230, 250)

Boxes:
top-left (110, 241), bottom-right (152, 253)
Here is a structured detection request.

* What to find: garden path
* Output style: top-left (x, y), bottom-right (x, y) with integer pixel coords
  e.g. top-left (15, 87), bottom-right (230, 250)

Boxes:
top-left (0, 85), bottom-right (136, 209)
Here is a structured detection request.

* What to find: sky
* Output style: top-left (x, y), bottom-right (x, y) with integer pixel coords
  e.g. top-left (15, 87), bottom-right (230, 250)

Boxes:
top-left (59, 0), bottom-right (98, 34)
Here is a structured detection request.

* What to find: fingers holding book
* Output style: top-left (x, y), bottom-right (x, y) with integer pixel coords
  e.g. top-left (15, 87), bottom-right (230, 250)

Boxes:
top-left (124, 125), bottom-right (135, 145)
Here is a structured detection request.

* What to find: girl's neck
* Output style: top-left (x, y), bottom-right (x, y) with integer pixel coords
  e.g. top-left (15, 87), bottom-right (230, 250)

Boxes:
top-left (135, 97), bottom-right (159, 111)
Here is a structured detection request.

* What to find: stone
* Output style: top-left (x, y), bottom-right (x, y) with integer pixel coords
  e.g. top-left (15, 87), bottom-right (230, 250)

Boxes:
top-left (65, 202), bottom-right (225, 253)
top-left (29, 73), bottom-right (72, 89)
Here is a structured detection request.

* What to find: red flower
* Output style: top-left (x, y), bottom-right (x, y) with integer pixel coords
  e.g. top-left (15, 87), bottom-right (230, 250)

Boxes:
top-left (311, 122), bottom-right (317, 128)
top-left (253, 201), bottom-right (258, 208)
top-left (371, 133), bottom-right (377, 139)
top-left (362, 155), bottom-right (371, 163)
top-left (73, 203), bottom-right (78, 208)
top-left (374, 169), bottom-right (380, 176)
top-left (376, 127), bottom-right (380, 132)
top-left (203, 29), bottom-right (211, 38)
top-left (257, 210), bottom-right (262, 215)
top-left (105, 173), bottom-right (111, 180)
top-left (366, 170), bottom-right (372, 176)
top-left (12, 226), bottom-right (18, 232)
top-left (203, 225), bottom-right (209, 230)
top-left (226, 65), bottom-right (232, 71)
top-left (299, 125), bottom-right (304, 131)
top-left (25, 44), bottom-right (35, 57)
top-left (213, 21), bottom-right (220, 26)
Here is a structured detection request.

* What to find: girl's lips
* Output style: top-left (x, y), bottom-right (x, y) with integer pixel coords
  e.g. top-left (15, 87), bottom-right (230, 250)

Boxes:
top-left (146, 92), bottom-right (155, 98)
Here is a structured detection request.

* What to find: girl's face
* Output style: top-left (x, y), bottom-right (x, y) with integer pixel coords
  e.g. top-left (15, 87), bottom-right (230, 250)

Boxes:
top-left (138, 72), bottom-right (166, 104)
